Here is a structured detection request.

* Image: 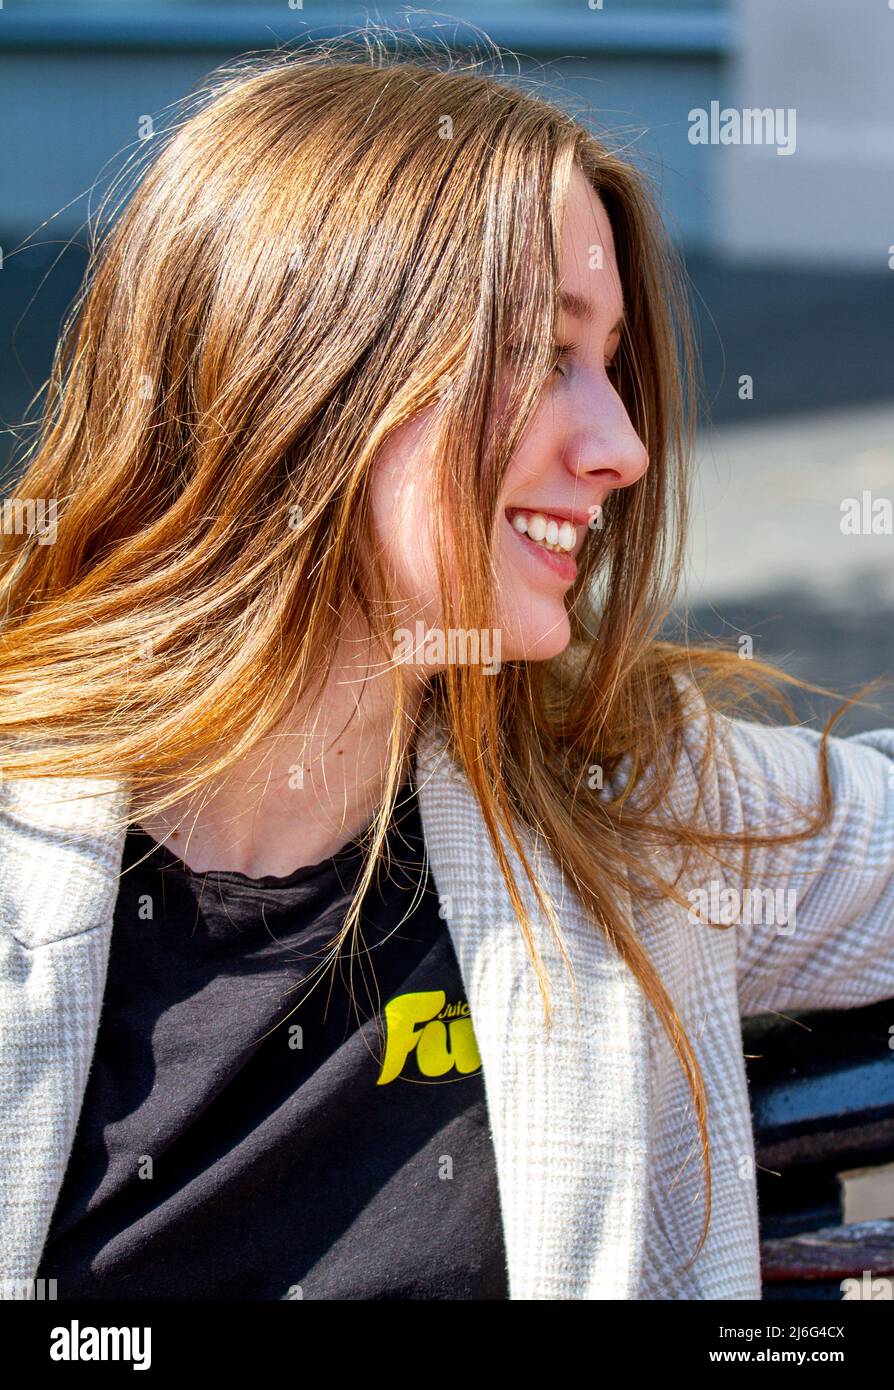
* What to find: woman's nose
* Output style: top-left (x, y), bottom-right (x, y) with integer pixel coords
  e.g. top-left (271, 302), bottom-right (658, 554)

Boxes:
top-left (558, 362), bottom-right (650, 488)
top-left (563, 413), bottom-right (649, 492)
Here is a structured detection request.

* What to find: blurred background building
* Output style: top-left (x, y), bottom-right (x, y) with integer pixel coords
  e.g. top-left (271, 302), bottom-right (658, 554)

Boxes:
top-left (1, 0), bottom-right (893, 732)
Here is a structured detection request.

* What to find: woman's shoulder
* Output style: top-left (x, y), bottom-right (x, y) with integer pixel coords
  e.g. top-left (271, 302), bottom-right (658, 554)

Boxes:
top-left (0, 769), bottom-right (129, 950)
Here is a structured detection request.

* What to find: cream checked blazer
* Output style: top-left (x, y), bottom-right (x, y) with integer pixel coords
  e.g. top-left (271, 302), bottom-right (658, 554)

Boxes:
top-left (1, 677), bottom-right (894, 1299)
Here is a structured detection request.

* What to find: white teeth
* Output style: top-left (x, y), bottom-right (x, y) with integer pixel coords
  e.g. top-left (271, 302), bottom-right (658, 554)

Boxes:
top-left (508, 509), bottom-right (578, 554)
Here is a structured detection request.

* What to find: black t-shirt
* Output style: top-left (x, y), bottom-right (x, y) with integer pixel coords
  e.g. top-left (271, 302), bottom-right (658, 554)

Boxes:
top-left (37, 772), bottom-right (509, 1300)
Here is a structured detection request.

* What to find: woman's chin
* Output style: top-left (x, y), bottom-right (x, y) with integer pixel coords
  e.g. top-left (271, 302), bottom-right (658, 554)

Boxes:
top-left (501, 608), bottom-right (572, 664)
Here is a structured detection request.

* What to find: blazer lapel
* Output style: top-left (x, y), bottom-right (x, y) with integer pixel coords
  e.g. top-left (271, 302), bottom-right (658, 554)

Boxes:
top-left (0, 770), bottom-right (130, 1290)
top-left (414, 711), bottom-right (651, 1299)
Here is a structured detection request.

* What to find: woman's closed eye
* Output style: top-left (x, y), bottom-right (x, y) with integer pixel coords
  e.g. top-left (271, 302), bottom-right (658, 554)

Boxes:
top-left (550, 343), bottom-right (576, 379)
top-left (505, 341), bottom-right (620, 383)
top-left (549, 343), bottom-right (621, 383)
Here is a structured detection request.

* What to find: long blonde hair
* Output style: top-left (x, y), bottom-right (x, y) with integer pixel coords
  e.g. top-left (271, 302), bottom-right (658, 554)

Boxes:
top-left (0, 33), bottom-right (880, 1268)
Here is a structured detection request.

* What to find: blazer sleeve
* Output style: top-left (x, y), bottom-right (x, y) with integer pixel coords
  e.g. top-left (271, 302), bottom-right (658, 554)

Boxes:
top-left (674, 677), bottom-right (894, 1018)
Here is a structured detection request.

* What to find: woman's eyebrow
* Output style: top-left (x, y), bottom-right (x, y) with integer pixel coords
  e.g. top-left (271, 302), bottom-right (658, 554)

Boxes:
top-left (559, 289), bottom-right (626, 336)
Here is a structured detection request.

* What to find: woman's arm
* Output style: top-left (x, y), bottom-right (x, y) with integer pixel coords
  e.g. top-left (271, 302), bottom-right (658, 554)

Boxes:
top-left (683, 689), bottom-right (894, 1019)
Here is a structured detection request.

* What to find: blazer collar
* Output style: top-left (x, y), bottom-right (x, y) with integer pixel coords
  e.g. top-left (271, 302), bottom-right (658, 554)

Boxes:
top-left (0, 709), bottom-right (649, 1298)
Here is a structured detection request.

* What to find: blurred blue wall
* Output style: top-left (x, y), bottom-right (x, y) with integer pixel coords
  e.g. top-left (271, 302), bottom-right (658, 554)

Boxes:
top-left (0, 1), bottom-right (733, 252)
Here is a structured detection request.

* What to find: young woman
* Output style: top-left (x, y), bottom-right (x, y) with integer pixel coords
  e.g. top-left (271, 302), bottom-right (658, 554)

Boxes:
top-left (1, 42), bottom-right (893, 1303)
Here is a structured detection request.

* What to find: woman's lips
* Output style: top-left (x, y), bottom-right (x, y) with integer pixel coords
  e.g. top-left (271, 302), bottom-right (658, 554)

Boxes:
top-left (506, 512), bottom-right (578, 583)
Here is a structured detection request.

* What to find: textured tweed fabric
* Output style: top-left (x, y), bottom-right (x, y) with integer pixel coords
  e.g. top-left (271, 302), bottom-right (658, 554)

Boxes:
top-left (2, 677), bottom-right (893, 1299)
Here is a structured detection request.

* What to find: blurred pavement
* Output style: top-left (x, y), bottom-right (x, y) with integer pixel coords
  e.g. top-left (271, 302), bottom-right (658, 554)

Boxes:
top-left (680, 403), bottom-right (894, 733)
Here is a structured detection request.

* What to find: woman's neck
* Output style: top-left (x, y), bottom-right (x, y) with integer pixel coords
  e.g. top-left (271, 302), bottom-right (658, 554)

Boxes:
top-left (135, 635), bottom-right (428, 878)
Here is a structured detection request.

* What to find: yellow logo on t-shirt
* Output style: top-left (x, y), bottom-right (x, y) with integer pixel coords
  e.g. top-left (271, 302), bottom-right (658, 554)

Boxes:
top-left (377, 989), bottom-right (482, 1085)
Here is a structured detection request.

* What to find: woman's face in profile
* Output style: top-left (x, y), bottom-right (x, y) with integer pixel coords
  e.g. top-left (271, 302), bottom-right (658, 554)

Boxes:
top-left (370, 165), bottom-right (650, 672)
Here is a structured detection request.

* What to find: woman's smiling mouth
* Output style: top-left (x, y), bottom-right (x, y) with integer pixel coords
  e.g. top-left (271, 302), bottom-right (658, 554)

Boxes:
top-left (507, 506), bottom-right (578, 554)
top-left (505, 506), bottom-right (581, 583)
